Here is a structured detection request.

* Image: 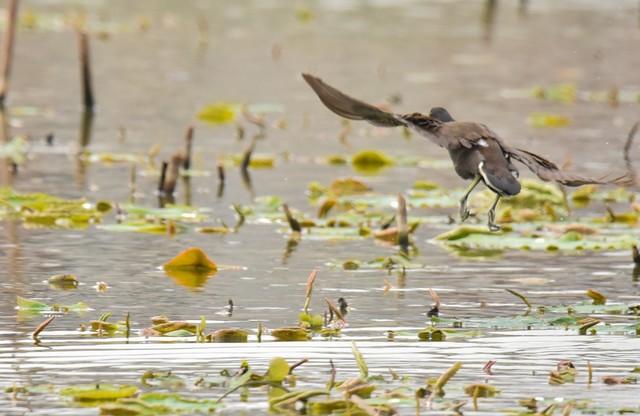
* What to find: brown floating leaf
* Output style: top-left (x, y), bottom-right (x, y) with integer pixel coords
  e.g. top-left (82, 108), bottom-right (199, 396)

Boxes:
top-left (271, 327), bottom-right (310, 341)
top-left (602, 375), bottom-right (637, 385)
top-left (152, 321), bottom-right (197, 334)
top-left (464, 383), bottom-right (500, 411)
top-left (578, 317), bottom-right (600, 335)
top-left (47, 274), bottom-right (78, 289)
top-left (586, 289), bottom-right (606, 305)
top-left (207, 328), bottom-right (248, 343)
top-left (317, 198), bottom-right (336, 218)
top-left (549, 361), bottom-right (577, 384)
top-left (329, 178), bottom-right (370, 197)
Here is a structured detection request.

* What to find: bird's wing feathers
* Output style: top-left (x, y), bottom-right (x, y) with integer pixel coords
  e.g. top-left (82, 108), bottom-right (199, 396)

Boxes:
top-left (302, 73), bottom-right (404, 127)
top-left (436, 122), bottom-right (499, 149)
top-left (508, 147), bottom-right (631, 186)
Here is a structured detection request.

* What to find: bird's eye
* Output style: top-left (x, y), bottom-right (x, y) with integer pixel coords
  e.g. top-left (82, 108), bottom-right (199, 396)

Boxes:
top-left (511, 170), bottom-right (519, 178)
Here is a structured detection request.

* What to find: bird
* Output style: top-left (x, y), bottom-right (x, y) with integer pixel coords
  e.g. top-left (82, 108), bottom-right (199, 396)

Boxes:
top-left (302, 73), bottom-right (630, 231)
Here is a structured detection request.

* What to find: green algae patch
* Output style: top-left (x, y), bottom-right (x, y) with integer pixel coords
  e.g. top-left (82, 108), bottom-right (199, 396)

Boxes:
top-left (435, 225), bottom-right (638, 252)
top-left (60, 384), bottom-right (138, 401)
top-left (351, 150), bottom-right (394, 173)
top-left (0, 188), bottom-right (108, 229)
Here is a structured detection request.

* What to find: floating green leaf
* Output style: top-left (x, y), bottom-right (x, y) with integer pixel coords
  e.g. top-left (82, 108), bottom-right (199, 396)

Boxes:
top-left (266, 357), bottom-right (290, 383)
top-left (101, 392), bottom-right (221, 415)
top-left (351, 150), bottom-right (394, 173)
top-left (16, 296), bottom-right (89, 314)
top-left (0, 188), bottom-right (107, 229)
top-left (60, 384), bottom-right (138, 401)
top-left (435, 225), bottom-right (638, 252)
top-left (527, 113), bottom-right (570, 128)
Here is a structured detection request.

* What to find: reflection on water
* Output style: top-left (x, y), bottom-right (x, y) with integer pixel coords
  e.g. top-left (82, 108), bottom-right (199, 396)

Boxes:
top-left (1, 0), bottom-right (640, 414)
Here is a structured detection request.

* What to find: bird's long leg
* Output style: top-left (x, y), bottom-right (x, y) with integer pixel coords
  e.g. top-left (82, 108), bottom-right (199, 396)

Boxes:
top-left (459, 175), bottom-right (481, 222)
top-left (487, 193), bottom-right (502, 232)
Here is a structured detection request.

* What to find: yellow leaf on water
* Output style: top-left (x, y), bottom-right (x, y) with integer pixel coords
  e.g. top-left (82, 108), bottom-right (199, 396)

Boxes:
top-left (527, 113), bottom-right (570, 128)
top-left (197, 103), bottom-right (238, 124)
top-left (163, 247), bottom-right (217, 272)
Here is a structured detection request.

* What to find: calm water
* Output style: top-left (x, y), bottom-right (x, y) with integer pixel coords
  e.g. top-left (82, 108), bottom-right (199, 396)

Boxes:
top-left (1, 0), bottom-right (640, 414)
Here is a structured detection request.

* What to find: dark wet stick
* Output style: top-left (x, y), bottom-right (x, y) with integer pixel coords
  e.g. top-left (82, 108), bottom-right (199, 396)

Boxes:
top-left (77, 31), bottom-right (95, 112)
top-left (158, 161), bottom-right (168, 194)
top-left (183, 125), bottom-right (194, 170)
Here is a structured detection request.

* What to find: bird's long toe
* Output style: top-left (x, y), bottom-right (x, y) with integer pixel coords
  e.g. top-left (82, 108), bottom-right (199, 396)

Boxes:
top-left (459, 202), bottom-right (470, 222)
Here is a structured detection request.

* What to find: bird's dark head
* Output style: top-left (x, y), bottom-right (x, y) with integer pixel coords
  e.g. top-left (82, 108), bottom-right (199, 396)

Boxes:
top-left (429, 107), bottom-right (455, 122)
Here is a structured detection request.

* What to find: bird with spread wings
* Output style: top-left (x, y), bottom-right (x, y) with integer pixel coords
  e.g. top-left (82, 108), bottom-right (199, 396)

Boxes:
top-left (302, 73), bottom-right (630, 231)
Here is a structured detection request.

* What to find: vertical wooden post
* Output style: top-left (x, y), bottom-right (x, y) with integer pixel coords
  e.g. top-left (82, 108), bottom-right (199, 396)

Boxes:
top-left (0, 0), bottom-right (19, 107)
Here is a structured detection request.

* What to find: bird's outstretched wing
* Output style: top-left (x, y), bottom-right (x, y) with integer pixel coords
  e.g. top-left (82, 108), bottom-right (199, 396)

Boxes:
top-left (508, 148), bottom-right (631, 186)
top-left (302, 73), bottom-right (404, 127)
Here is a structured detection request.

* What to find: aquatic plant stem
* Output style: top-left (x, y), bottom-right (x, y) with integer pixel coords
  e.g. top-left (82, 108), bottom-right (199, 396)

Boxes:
top-left (32, 316), bottom-right (55, 341)
top-left (397, 193), bottom-right (409, 251)
top-left (77, 31), bottom-right (95, 112)
top-left (0, 0), bottom-right (18, 107)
